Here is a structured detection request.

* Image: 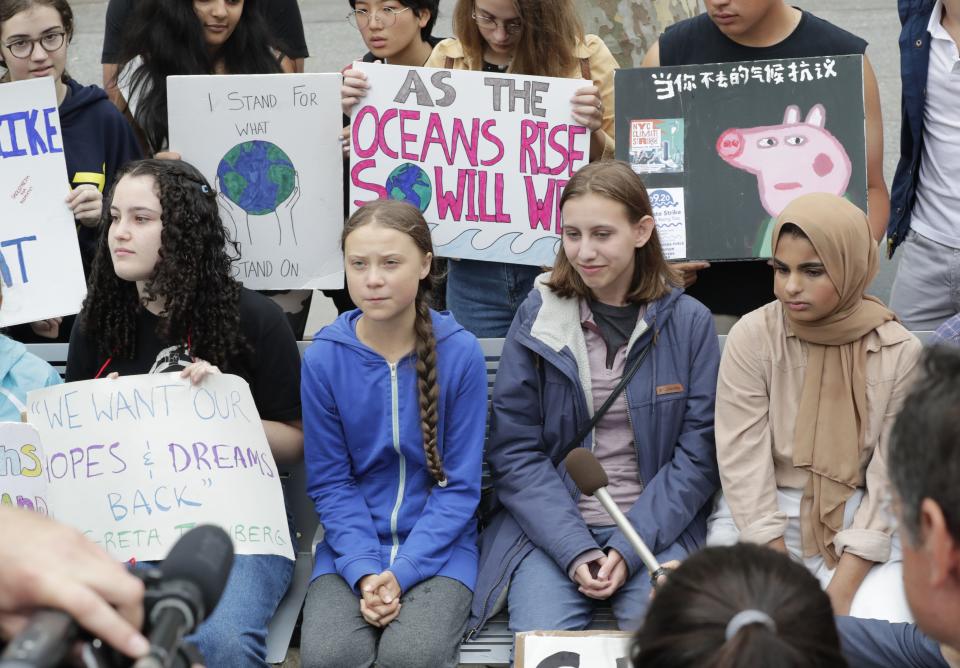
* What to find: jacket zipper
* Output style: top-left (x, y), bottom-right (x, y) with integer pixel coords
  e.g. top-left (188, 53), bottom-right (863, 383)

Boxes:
top-left (387, 361), bottom-right (405, 565)
top-left (464, 535), bottom-right (527, 641)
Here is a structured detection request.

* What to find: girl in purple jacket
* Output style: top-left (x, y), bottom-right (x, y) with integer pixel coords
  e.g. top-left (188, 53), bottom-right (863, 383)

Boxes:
top-left (470, 160), bottom-right (720, 640)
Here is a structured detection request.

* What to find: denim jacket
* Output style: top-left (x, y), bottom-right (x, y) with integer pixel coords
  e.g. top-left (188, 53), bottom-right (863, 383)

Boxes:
top-left (466, 275), bottom-right (720, 635)
top-left (888, 0), bottom-right (936, 256)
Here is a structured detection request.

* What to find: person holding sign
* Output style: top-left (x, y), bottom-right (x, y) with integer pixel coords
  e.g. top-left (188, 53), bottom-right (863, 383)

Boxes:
top-left (710, 193), bottom-right (921, 622)
top-left (300, 199), bottom-right (486, 668)
top-left (0, 0), bottom-right (142, 342)
top-left (471, 161), bottom-right (719, 639)
top-left (642, 0), bottom-right (887, 321)
top-left (65, 159), bottom-right (303, 668)
top-left (388, 0), bottom-right (616, 338)
top-left (115, 0), bottom-right (295, 156)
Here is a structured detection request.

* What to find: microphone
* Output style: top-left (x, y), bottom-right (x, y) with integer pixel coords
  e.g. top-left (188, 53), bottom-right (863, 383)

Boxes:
top-left (133, 525), bottom-right (234, 668)
top-left (564, 448), bottom-right (668, 587)
top-left (0, 609), bottom-right (77, 668)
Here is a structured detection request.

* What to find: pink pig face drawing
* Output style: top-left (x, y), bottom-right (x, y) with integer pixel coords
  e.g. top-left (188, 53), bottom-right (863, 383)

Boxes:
top-left (716, 104), bottom-right (852, 218)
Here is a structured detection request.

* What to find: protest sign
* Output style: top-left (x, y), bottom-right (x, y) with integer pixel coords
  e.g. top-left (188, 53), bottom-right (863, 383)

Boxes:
top-left (0, 422), bottom-right (49, 515)
top-left (515, 631), bottom-right (633, 668)
top-left (168, 74), bottom-right (344, 289)
top-left (0, 78), bottom-right (86, 327)
top-left (349, 62), bottom-right (590, 267)
top-left (616, 55), bottom-right (867, 260)
top-left (26, 374), bottom-right (293, 561)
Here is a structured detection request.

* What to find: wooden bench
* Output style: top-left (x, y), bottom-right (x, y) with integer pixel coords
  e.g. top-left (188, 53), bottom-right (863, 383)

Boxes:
top-left (25, 330), bottom-right (934, 666)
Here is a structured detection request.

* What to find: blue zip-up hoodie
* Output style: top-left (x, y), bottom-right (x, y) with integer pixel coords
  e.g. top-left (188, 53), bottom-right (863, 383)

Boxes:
top-left (302, 309), bottom-right (486, 594)
top-left (467, 275), bottom-right (720, 634)
top-left (887, 0), bottom-right (936, 256)
top-left (0, 335), bottom-right (61, 420)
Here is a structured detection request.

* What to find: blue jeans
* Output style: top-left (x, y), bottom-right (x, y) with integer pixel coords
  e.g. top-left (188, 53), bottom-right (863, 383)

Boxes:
top-left (445, 260), bottom-right (542, 338)
top-left (140, 554), bottom-right (294, 667)
top-left (507, 525), bottom-right (689, 633)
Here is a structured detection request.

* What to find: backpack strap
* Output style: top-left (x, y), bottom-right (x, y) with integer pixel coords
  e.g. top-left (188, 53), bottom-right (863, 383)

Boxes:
top-left (444, 56), bottom-right (454, 69)
top-left (579, 57), bottom-right (592, 81)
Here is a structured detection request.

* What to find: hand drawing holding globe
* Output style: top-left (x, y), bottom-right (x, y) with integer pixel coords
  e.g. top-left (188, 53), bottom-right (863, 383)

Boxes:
top-left (215, 140), bottom-right (301, 245)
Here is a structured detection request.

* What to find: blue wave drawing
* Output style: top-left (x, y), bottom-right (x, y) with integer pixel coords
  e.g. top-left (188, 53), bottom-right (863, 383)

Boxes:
top-left (430, 226), bottom-right (561, 267)
top-left (656, 221), bottom-right (685, 228)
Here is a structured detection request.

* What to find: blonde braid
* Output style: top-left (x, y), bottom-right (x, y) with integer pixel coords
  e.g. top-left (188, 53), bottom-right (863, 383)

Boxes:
top-left (413, 296), bottom-right (446, 487)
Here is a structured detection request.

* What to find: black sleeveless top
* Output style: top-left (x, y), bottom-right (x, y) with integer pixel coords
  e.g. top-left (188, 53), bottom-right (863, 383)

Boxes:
top-left (658, 10), bottom-right (867, 317)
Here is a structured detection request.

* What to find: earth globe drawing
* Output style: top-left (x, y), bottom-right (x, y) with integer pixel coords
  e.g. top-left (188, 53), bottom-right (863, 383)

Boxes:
top-left (385, 163), bottom-right (432, 212)
top-left (217, 140), bottom-right (296, 216)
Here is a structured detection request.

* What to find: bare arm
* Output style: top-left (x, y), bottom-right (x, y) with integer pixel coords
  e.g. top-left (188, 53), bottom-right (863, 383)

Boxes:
top-left (863, 54), bottom-right (889, 242)
top-left (825, 552), bottom-right (875, 615)
top-left (102, 63), bottom-right (123, 109)
top-left (641, 40), bottom-right (661, 67)
top-left (264, 418), bottom-right (303, 466)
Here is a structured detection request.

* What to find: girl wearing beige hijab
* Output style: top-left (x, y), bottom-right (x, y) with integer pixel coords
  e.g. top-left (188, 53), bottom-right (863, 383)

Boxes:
top-left (708, 193), bottom-right (922, 623)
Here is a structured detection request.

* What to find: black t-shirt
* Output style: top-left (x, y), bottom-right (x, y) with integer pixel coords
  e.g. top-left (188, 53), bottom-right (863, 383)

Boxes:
top-left (101, 0), bottom-right (310, 63)
top-left (66, 288), bottom-right (302, 423)
top-left (659, 10), bottom-right (867, 316)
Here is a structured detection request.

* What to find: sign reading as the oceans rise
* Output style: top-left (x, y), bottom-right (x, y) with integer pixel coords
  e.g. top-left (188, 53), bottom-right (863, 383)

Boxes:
top-left (350, 62), bottom-right (590, 267)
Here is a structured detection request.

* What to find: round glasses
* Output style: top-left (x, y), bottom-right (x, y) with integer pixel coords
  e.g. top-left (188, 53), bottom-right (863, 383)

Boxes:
top-left (347, 6), bottom-right (412, 29)
top-left (471, 12), bottom-right (523, 35)
top-left (3, 31), bottom-right (66, 59)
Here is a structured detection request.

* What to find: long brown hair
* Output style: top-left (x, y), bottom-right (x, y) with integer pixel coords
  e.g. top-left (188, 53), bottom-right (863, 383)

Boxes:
top-left (0, 0), bottom-right (73, 83)
top-left (451, 0), bottom-right (584, 78)
top-left (341, 199), bottom-right (447, 487)
top-left (547, 160), bottom-right (680, 303)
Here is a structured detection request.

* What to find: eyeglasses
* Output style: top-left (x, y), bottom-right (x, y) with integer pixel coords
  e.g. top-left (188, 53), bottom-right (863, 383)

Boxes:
top-left (346, 6), bottom-right (412, 29)
top-left (2, 31), bottom-right (67, 59)
top-left (471, 11), bottom-right (522, 35)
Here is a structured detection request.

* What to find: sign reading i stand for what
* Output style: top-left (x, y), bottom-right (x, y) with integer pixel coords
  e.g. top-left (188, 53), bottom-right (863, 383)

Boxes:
top-left (0, 78), bottom-right (86, 328)
top-left (349, 62), bottom-right (590, 267)
top-left (168, 74), bottom-right (344, 289)
top-left (26, 373), bottom-right (293, 562)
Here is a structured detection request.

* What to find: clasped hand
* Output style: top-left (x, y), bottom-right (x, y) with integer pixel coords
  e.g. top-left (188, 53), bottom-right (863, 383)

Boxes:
top-left (358, 571), bottom-right (402, 628)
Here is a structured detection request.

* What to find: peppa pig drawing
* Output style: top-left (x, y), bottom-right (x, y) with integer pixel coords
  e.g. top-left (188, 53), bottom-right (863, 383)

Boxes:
top-left (716, 104), bottom-right (852, 255)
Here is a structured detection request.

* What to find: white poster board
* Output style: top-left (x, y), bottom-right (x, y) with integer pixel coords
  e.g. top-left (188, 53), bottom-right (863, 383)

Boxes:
top-left (0, 78), bottom-right (86, 327)
top-left (516, 631), bottom-right (633, 668)
top-left (168, 74), bottom-right (344, 290)
top-left (349, 63), bottom-right (590, 267)
top-left (26, 374), bottom-right (294, 561)
top-left (0, 422), bottom-right (50, 515)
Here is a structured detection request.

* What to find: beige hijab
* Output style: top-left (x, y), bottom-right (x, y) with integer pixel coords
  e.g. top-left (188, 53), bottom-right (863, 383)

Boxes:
top-left (773, 193), bottom-right (896, 567)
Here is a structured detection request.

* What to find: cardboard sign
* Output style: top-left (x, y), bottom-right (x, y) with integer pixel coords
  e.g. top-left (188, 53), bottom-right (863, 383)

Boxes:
top-left (349, 62), bottom-right (590, 267)
top-left (516, 631), bottom-right (633, 668)
top-left (0, 422), bottom-right (49, 514)
top-left (0, 78), bottom-right (86, 327)
top-left (168, 74), bottom-right (344, 289)
top-left (616, 55), bottom-right (867, 260)
top-left (26, 374), bottom-right (293, 561)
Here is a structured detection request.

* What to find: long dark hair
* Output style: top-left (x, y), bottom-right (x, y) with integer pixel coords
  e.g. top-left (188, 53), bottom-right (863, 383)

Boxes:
top-left (0, 0), bottom-right (73, 82)
top-left (342, 199), bottom-right (447, 486)
top-left (83, 159), bottom-right (246, 370)
top-left (634, 544), bottom-right (847, 668)
top-left (117, 0), bottom-right (283, 153)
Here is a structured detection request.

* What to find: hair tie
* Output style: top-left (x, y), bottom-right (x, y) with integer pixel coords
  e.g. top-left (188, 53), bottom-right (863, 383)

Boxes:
top-left (201, 185), bottom-right (210, 193)
top-left (725, 610), bottom-right (776, 640)
top-left (437, 477), bottom-right (448, 488)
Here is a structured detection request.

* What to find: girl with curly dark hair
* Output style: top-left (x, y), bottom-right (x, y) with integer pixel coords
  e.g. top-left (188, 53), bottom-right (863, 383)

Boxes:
top-left (115, 0), bottom-right (294, 155)
top-left (300, 199), bottom-right (486, 667)
top-left (65, 158), bottom-right (303, 667)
